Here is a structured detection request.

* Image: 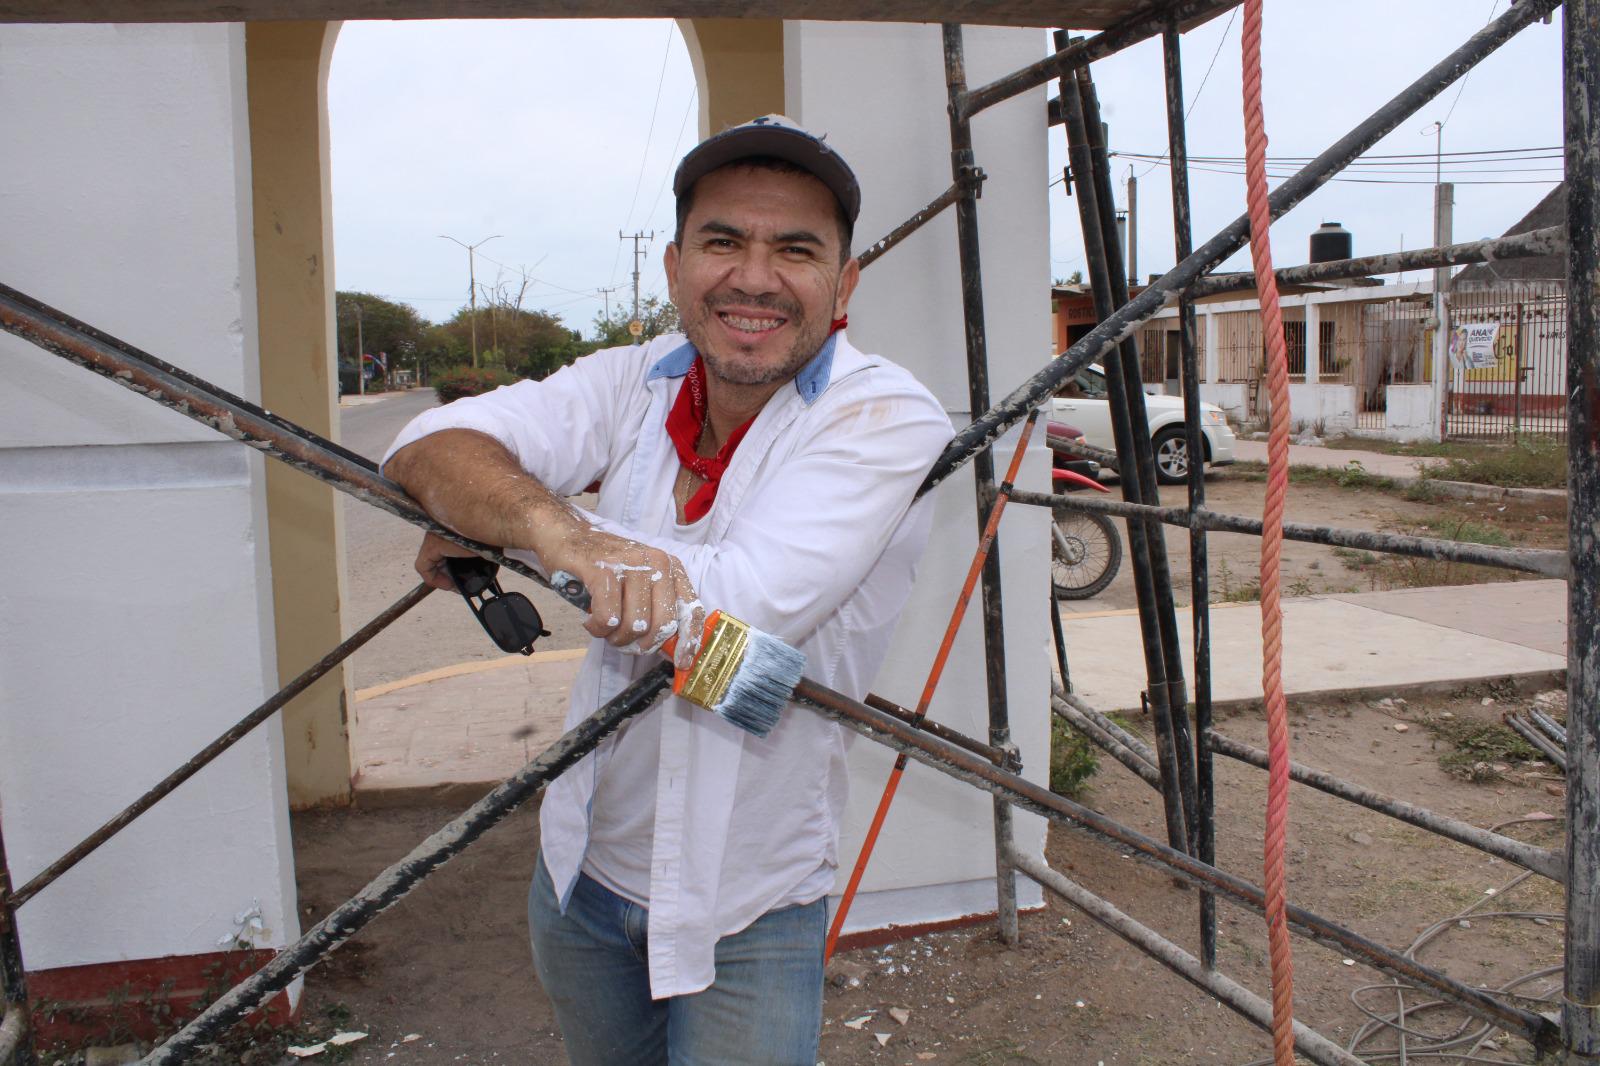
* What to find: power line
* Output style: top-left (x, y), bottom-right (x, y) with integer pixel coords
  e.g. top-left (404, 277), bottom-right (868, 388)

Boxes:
top-left (1114, 146), bottom-right (1560, 163)
top-left (1130, 157), bottom-right (1560, 185)
top-left (641, 86), bottom-right (699, 236)
top-left (1131, 6), bottom-right (1238, 181)
top-left (1439, 0), bottom-right (1501, 130)
top-left (619, 24), bottom-right (676, 239)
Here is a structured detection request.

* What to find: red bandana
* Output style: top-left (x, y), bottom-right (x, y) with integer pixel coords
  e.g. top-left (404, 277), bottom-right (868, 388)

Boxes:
top-left (666, 356), bottom-right (757, 522)
top-left (663, 321), bottom-right (847, 521)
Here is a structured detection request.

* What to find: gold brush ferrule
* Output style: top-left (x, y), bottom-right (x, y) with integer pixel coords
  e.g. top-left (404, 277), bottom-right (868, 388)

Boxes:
top-left (676, 612), bottom-right (751, 710)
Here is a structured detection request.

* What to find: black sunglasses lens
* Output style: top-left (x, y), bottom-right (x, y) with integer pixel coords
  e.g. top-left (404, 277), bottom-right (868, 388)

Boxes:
top-left (480, 593), bottom-right (549, 653)
top-left (445, 556), bottom-right (497, 597)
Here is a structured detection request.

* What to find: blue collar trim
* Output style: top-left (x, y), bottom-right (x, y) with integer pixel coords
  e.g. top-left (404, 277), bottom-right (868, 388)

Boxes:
top-left (644, 333), bottom-right (838, 408)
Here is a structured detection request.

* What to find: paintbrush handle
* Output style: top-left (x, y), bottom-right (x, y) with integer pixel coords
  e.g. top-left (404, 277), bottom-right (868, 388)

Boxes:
top-left (548, 570), bottom-right (593, 613)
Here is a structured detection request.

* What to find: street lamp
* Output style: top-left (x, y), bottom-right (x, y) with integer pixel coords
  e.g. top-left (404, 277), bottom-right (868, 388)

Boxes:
top-left (439, 233), bottom-right (502, 368)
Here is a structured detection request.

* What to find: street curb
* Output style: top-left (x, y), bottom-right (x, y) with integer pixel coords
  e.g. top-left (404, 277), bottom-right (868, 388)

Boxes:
top-left (1414, 478), bottom-right (1568, 504)
top-left (1190, 667), bottom-right (1567, 718)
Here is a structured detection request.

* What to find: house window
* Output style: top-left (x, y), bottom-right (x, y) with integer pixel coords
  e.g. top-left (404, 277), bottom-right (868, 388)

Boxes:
top-left (1318, 320), bottom-right (1339, 376)
top-left (1283, 321), bottom-right (1307, 376)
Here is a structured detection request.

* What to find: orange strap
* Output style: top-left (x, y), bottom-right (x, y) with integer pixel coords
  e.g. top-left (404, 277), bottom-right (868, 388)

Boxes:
top-left (824, 411), bottom-right (1041, 961)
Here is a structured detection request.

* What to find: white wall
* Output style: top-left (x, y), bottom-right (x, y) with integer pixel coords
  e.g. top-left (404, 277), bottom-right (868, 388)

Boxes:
top-left (1383, 384), bottom-right (1437, 442)
top-left (1201, 383), bottom-right (1249, 421)
top-left (0, 25), bottom-right (299, 977)
top-left (785, 22), bottom-right (1052, 931)
top-left (1285, 383), bottom-right (1357, 434)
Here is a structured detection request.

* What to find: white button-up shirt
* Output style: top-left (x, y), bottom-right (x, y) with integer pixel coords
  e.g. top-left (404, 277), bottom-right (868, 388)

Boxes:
top-left (384, 332), bottom-right (952, 997)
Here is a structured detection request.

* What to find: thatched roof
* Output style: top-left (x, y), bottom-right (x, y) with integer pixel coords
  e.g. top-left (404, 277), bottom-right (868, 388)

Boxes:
top-left (1451, 183), bottom-right (1566, 288)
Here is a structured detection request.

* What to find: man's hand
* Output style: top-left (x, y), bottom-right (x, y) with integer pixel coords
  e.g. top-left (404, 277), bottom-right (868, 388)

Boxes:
top-left (391, 430), bottom-right (705, 667)
top-left (413, 532), bottom-right (483, 592)
top-left (539, 526), bottom-right (706, 669)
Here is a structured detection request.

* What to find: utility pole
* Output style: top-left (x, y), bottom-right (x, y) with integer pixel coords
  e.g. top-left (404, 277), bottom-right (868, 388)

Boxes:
top-left (1126, 168), bottom-right (1138, 288)
top-left (620, 231), bottom-right (654, 344)
top-left (354, 300), bottom-right (365, 397)
top-left (596, 285), bottom-right (619, 330)
top-left (439, 233), bottom-right (501, 367)
top-left (1430, 181), bottom-right (1454, 442)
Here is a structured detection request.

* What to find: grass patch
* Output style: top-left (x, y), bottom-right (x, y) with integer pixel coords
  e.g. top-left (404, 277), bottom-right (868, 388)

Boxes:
top-left (1333, 519), bottom-right (1521, 591)
top-left (1427, 717), bottom-right (1540, 782)
top-left (1227, 460), bottom-right (1404, 492)
top-left (1332, 546), bottom-right (1381, 572)
top-left (1414, 517), bottom-right (1514, 547)
top-left (1423, 436), bottom-right (1567, 489)
top-left (1213, 558), bottom-right (1261, 602)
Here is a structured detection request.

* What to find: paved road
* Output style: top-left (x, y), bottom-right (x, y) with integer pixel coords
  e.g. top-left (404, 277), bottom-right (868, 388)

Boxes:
top-left (337, 390), bottom-right (592, 690)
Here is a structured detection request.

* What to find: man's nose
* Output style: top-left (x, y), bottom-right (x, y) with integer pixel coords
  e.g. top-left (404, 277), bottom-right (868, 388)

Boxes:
top-left (726, 248), bottom-right (782, 295)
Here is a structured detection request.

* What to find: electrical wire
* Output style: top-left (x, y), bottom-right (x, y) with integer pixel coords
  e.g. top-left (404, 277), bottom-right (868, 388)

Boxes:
top-left (1235, 816), bottom-right (1567, 1066)
top-left (1132, 6), bottom-right (1240, 181)
top-left (641, 86), bottom-right (699, 237)
top-left (619, 24), bottom-right (677, 239)
top-left (1437, 0), bottom-right (1502, 132)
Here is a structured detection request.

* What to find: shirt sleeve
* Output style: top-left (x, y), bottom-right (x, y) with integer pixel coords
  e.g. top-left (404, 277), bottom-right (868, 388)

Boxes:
top-left (379, 343), bottom-right (649, 497)
top-left (584, 367), bottom-right (953, 647)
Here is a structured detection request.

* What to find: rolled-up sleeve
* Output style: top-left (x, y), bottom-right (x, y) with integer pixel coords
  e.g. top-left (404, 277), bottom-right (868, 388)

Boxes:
top-left (380, 343), bottom-right (649, 497)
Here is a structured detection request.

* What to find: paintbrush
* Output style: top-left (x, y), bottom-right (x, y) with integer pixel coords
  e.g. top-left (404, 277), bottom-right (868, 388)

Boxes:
top-left (549, 570), bottom-right (803, 739)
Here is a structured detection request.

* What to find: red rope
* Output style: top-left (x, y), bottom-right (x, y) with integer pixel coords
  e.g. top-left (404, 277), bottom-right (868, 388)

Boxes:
top-left (1240, 1), bottom-right (1297, 1062)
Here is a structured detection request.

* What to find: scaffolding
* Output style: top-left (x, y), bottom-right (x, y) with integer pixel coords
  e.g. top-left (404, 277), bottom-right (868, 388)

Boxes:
top-left (1, 1), bottom-right (1596, 1062)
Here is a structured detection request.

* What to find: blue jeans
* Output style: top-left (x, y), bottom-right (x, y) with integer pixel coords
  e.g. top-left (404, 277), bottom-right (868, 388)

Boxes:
top-left (528, 855), bottom-right (826, 1065)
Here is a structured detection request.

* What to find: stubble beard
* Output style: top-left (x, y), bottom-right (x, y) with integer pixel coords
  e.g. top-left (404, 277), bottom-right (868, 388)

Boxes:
top-left (684, 289), bottom-right (838, 388)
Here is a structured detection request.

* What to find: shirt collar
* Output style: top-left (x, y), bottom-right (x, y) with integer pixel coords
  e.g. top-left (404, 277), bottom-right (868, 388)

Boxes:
top-left (645, 333), bottom-right (838, 408)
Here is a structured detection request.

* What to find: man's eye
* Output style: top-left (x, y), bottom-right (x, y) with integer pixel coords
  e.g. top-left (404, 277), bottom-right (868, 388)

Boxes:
top-left (782, 245), bottom-right (816, 257)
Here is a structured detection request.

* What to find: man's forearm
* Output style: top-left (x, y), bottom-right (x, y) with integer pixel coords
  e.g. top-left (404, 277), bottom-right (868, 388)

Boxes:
top-left (384, 428), bottom-right (582, 558)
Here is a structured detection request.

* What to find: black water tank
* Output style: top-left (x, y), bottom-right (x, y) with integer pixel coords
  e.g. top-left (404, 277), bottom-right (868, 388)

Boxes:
top-left (1309, 222), bottom-right (1352, 263)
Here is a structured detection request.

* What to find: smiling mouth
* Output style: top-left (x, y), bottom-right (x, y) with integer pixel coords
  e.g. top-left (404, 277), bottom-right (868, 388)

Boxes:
top-left (717, 311), bottom-right (787, 334)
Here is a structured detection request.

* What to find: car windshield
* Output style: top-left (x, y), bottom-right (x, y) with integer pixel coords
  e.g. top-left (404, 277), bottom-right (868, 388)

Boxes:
top-left (1076, 366), bottom-right (1107, 397)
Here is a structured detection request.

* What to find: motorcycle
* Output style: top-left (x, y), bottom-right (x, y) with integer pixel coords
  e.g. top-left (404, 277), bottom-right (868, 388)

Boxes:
top-left (1047, 421), bottom-right (1122, 600)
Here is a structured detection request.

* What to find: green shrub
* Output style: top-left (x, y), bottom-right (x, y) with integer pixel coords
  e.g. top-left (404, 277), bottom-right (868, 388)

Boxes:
top-left (434, 365), bottom-right (518, 404)
top-left (1050, 716), bottom-right (1100, 797)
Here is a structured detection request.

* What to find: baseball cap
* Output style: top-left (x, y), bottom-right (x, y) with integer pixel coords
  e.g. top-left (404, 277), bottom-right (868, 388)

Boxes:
top-left (673, 114), bottom-right (861, 225)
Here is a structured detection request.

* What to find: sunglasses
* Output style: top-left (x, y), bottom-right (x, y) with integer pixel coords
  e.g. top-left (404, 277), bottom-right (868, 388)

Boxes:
top-left (444, 556), bottom-right (551, 656)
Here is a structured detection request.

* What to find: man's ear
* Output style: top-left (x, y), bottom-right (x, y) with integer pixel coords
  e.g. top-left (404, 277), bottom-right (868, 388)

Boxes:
top-left (833, 257), bottom-right (861, 319)
top-left (664, 243), bottom-right (681, 306)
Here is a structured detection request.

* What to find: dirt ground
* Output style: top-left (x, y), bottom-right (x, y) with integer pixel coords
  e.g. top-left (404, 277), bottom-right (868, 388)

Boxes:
top-left (287, 682), bottom-right (1569, 1066)
top-left (1067, 470), bottom-right (1568, 616)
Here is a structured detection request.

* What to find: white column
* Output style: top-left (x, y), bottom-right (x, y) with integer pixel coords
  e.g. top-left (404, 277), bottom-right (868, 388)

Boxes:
top-left (1204, 309), bottom-right (1220, 383)
top-left (1305, 298), bottom-right (1322, 385)
top-left (786, 21), bottom-right (1050, 934)
top-left (0, 23), bottom-right (299, 987)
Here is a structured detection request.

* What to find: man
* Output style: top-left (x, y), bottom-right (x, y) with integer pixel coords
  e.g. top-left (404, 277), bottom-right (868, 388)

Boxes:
top-left (384, 115), bottom-right (952, 1065)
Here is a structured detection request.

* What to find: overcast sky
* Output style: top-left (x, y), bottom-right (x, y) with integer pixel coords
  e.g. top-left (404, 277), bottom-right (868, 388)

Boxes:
top-left (327, 3), bottom-right (1564, 335)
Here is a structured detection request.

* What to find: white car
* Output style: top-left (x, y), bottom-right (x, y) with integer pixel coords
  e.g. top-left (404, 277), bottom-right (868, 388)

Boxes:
top-left (1051, 363), bottom-right (1237, 484)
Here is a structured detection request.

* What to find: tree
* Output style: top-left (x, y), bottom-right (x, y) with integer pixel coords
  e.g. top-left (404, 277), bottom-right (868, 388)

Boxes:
top-left (591, 296), bottom-right (681, 348)
top-left (335, 291), bottom-right (429, 388)
top-left (440, 301), bottom-right (594, 381)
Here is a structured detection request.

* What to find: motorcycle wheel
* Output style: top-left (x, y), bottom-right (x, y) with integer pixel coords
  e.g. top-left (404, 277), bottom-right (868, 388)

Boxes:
top-left (1051, 509), bottom-right (1122, 600)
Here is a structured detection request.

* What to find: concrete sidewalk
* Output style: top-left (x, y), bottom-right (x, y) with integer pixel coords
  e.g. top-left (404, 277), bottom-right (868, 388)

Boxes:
top-left (349, 580), bottom-right (1567, 803)
top-left (1230, 438), bottom-right (1442, 479)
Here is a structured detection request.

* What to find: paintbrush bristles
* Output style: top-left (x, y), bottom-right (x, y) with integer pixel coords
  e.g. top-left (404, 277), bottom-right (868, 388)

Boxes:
top-left (709, 632), bottom-right (805, 738)
top-left (674, 612), bottom-right (804, 738)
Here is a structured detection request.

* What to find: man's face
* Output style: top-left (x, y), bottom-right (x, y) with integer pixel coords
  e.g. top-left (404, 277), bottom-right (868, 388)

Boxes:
top-left (665, 165), bottom-right (860, 391)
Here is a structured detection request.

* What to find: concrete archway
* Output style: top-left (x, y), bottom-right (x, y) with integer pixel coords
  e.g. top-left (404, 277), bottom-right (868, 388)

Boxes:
top-left (245, 20), bottom-right (350, 808)
top-left (240, 16), bottom-right (782, 808)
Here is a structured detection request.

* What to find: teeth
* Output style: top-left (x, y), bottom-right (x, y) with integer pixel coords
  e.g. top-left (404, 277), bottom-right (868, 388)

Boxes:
top-left (719, 313), bottom-right (783, 332)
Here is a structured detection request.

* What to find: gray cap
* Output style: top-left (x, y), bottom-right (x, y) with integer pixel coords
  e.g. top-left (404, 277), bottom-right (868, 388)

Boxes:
top-left (673, 114), bottom-right (861, 225)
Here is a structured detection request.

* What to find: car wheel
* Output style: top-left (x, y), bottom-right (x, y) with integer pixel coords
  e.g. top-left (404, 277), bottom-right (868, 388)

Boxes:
top-left (1152, 428), bottom-right (1192, 485)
